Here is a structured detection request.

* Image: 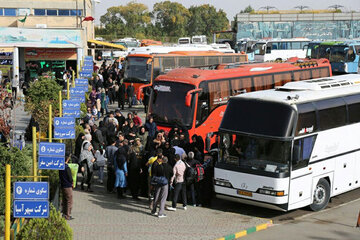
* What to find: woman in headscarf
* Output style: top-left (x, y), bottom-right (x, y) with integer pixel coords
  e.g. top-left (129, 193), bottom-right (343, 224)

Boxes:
top-left (114, 144), bottom-right (128, 198)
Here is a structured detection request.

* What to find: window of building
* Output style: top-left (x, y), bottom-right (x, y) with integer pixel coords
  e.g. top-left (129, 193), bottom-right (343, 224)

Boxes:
top-left (0, 9), bottom-right (3, 16)
top-left (47, 9), bottom-right (57, 16)
top-left (18, 8), bottom-right (30, 16)
top-left (58, 10), bottom-right (70, 16)
top-left (70, 10), bottom-right (82, 16)
top-left (4, 8), bottom-right (16, 16)
top-left (34, 9), bottom-right (46, 16)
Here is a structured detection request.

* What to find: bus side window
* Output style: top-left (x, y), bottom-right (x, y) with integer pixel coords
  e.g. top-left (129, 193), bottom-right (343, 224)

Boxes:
top-left (231, 77), bottom-right (252, 95)
top-left (274, 72), bottom-right (292, 86)
top-left (293, 136), bottom-right (316, 170)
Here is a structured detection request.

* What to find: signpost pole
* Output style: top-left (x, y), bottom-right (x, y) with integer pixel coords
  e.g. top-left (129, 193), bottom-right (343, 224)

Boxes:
top-left (5, 164), bottom-right (11, 240)
top-left (67, 77), bottom-right (70, 100)
top-left (77, 64), bottom-right (79, 78)
top-left (49, 104), bottom-right (52, 143)
top-left (59, 91), bottom-right (63, 143)
top-left (72, 70), bottom-right (75, 87)
top-left (32, 127), bottom-right (37, 182)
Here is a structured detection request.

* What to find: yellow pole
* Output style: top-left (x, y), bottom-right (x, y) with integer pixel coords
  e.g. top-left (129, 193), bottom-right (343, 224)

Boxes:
top-left (5, 164), bottom-right (11, 240)
top-left (72, 70), bottom-right (75, 87)
top-left (67, 77), bottom-right (70, 100)
top-left (77, 64), bottom-right (79, 78)
top-left (49, 104), bottom-right (52, 143)
top-left (32, 127), bottom-right (37, 182)
top-left (59, 91), bottom-right (62, 143)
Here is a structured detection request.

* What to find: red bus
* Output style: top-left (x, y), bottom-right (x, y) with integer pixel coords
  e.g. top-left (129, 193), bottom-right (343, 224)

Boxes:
top-left (146, 58), bottom-right (332, 146)
top-left (123, 51), bottom-right (248, 96)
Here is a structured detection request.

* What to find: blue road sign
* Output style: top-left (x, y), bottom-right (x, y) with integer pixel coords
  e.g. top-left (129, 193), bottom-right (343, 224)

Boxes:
top-left (75, 85), bottom-right (88, 92)
top-left (62, 100), bottom-right (81, 110)
top-left (54, 117), bottom-right (75, 128)
top-left (63, 109), bottom-right (81, 118)
top-left (82, 66), bottom-right (93, 71)
top-left (38, 142), bottom-right (65, 156)
top-left (38, 156), bottom-right (65, 170)
top-left (14, 182), bottom-right (49, 200)
top-left (75, 78), bottom-right (88, 85)
top-left (80, 72), bottom-right (92, 78)
top-left (13, 200), bottom-right (49, 218)
top-left (70, 87), bottom-right (86, 95)
top-left (70, 96), bottom-right (85, 103)
top-left (54, 128), bottom-right (76, 139)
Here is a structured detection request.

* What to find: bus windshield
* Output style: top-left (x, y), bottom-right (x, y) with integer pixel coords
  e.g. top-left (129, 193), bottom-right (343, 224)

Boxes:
top-left (149, 81), bottom-right (195, 128)
top-left (219, 133), bottom-right (291, 174)
top-left (318, 45), bottom-right (353, 63)
top-left (124, 57), bottom-right (151, 82)
top-left (254, 43), bottom-right (266, 55)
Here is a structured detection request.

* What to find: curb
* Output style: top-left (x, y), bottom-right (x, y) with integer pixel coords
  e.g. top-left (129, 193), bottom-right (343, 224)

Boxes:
top-left (216, 220), bottom-right (273, 240)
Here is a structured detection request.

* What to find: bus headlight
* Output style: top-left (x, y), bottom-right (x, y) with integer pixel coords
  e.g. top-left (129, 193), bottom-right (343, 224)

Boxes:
top-left (257, 188), bottom-right (285, 196)
top-left (214, 179), bottom-right (233, 188)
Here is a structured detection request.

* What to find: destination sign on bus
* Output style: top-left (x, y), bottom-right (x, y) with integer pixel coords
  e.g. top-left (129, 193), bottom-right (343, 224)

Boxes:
top-left (154, 85), bottom-right (171, 92)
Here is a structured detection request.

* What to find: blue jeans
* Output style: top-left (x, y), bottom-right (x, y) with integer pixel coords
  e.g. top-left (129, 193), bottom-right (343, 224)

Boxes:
top-left (98, 166), bottom-right (104, 181)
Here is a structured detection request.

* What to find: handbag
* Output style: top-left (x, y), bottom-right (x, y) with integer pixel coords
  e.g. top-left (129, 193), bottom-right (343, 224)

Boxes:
top-left (150, 176), bottom-right (168, 186)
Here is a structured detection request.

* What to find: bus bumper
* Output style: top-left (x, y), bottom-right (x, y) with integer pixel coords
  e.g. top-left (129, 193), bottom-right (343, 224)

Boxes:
top-left (216, 193), bottom-right (288, 211)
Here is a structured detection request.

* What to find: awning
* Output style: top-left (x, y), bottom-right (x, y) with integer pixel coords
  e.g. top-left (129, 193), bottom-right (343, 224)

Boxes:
top-left (88, 39), bottom-right (126, 50)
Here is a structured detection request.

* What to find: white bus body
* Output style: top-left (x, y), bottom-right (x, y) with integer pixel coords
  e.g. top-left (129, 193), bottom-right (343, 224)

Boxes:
top-left (254, 38), bottom-right (310, 62)
top-left (215, 74), bottom-right (360, 211)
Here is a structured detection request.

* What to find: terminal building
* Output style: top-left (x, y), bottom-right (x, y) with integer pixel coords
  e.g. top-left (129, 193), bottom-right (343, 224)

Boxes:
top-left (236, 11), bottom-right (360, 41)
top-left (0, 0), bottom-right (97, 81)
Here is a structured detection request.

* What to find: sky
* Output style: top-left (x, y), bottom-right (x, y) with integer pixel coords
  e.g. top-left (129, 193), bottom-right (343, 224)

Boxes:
top-left (94, 0), bottom-right (360, 25)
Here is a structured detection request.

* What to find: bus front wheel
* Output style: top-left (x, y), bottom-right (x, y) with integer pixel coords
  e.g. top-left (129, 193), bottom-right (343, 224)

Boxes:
top-left (310, 178), bottom-right (330, 211)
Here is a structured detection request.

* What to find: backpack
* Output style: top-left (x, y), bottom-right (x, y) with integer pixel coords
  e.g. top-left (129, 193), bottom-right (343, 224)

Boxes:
top-left (194, 164), bottom-right (205, 182)
top-left (185, 162), bottom-right (196, 185)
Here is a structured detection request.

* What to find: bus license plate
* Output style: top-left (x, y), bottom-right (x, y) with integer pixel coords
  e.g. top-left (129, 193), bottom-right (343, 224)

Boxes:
top-left (237, 190), bottom-right (252, 197)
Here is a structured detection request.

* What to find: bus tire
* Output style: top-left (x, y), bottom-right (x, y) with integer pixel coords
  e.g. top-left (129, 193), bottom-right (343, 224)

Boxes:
top-left (310, 178), bottom-right (330, 211)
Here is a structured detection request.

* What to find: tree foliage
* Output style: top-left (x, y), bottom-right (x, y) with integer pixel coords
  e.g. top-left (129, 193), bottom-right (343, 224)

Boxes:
top-left (188, 4), bottom-right (229, 37)
top-left (153, 1), bottom-right (191, 37)
top-left (241, 5), bottom-right (255, 13)
top-left (24, 76), bottom-right (62, 133)
top-left (17, 204), bottom-right (73, 240)
top-left (98, 1), bottom-right (230, 41)
top-left (100, 1), bottom-right (150, 39)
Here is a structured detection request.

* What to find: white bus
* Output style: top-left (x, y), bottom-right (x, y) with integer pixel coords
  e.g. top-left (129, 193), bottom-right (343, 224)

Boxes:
top-left (215, 74), bottom-right (360, 211)
top-left (254, 38), bottom-right (310, 62)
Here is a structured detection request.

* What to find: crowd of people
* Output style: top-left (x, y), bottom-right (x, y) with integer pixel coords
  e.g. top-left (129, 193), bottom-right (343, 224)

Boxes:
top-left (68, 106), bottom-right (213, 218)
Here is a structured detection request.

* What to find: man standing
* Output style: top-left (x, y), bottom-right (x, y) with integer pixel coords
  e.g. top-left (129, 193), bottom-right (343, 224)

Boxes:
top-left (126, 83), bottom-right (135, 108)
top-left (59, 152), bottom-right (74, 220)
top-left (167, 154), bottom-right (187, 211)
top-left (105, 136), bottom-right (118, 193)
top-left (12, 74), bottom-right (19, 100)
top-left (151, 155), bottom-right (168, 218)
top-left (118, 81), bottom-right (126, 110)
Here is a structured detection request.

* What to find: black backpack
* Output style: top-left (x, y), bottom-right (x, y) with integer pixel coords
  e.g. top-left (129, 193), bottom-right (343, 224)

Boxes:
top-left (185, 162), bottom-right (196, 185)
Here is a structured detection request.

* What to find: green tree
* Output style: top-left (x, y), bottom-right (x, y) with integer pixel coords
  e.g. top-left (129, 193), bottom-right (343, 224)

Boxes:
top-left (25, 76), bottom-right (62, 134)
top-left (152, 1), bottom-right (190, 37)
top-left (187, 4), bottom-right (229, 38)
top-left (100, 1), bottom-right (151, 39)
top-left (241, 5), bottom-right (255, 13)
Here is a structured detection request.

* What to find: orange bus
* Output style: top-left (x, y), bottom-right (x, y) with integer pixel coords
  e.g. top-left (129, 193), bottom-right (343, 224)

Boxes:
top-left (140, 39), bottom-right (163, 47)
top-left (146, 58), bottom-right (332, 146)
top-left (123, 51), bottom-right (248, 96)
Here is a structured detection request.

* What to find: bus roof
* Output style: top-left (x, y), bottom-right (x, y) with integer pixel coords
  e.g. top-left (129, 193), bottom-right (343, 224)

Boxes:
top-left (155, 58), bottom-right (330, 87)
top-left (232, 74), bottom-right (360, 106)
top-left (127, 51), bottom-right (245, 58)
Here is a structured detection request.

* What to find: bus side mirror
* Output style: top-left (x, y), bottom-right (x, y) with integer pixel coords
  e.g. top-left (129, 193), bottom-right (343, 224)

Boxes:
top-left (205, 132), bottom-right (213, 152)
top-left (185, 88), bottom-right (202, 107)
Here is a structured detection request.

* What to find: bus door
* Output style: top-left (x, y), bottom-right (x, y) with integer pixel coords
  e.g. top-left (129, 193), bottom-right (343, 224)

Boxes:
top-left (288, 135), bottom-right (317, 210)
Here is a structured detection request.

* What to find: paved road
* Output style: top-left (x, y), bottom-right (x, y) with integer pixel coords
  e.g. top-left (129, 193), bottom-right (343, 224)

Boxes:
top-left (243, 198), bottom-right (360, 240)
top-left (68, 178), bottom-right (270, 240)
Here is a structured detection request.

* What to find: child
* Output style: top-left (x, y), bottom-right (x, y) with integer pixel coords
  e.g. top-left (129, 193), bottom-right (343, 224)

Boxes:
top-left (92, 105), bottom-right (98, 120)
